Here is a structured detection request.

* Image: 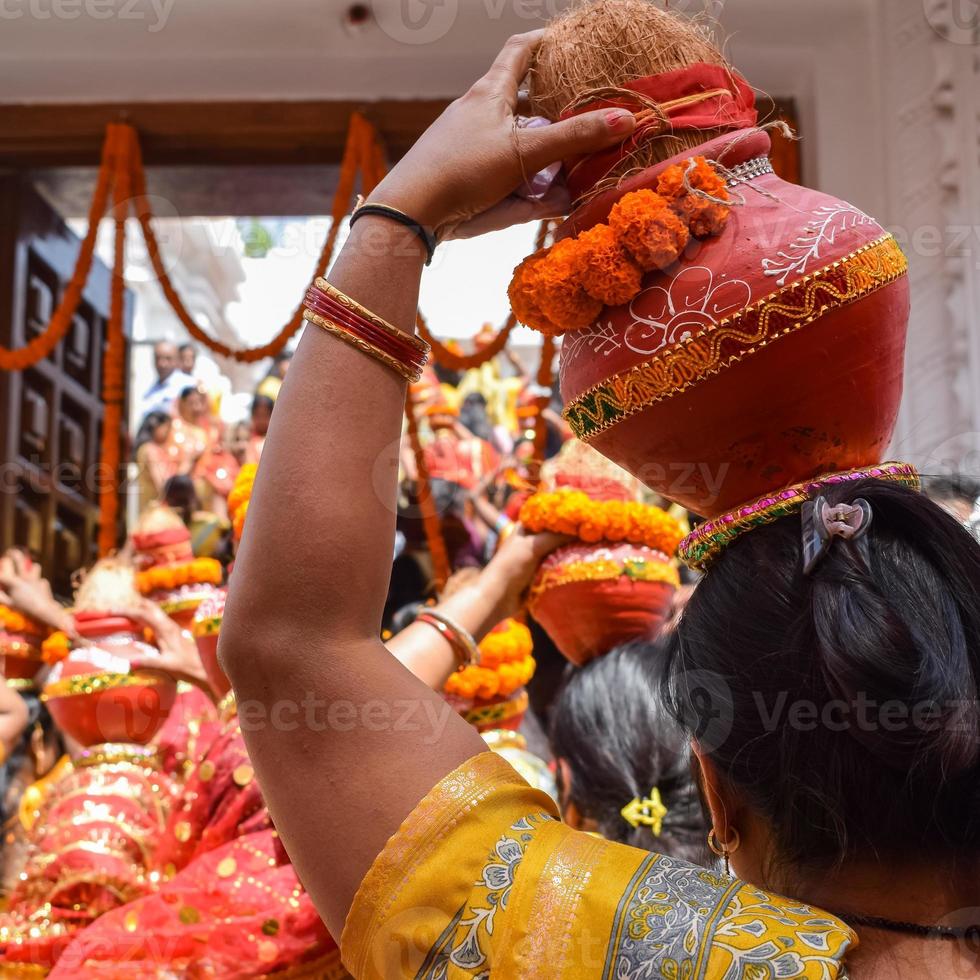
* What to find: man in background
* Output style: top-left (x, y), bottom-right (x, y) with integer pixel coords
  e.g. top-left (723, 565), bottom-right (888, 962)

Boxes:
top-left (138, 341), bottom-right (197, 420)
top-left (179, 343), bottom-right (198, 378)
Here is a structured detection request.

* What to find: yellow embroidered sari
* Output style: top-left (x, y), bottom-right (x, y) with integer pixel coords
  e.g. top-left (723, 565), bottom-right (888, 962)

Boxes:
top-left (342, 753), bottom-right (855, 979)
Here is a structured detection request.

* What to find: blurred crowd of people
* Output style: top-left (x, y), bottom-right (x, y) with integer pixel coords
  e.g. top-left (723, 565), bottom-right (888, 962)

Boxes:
top-left (133, 341), bottom-right (288, 549)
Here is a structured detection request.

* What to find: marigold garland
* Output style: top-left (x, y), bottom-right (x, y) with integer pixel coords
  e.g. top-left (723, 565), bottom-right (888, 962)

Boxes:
top-left (41, 631), bottom-right (72, 665)
top-left (443, 618), bottom-right (535, 701)
top-left (404, 384), bottom-right (452, 592)
top-left (519, 489), bottom-right (684, 555)
top-left (4, 115), bottom-right (551, 564)
top-left (129, 114), bottom-right (377, 363)
top-left (228, 464), bottom-right (257, 524)
top-left (508, 156), bottom-right (732, 336)
top-left (0, 129), bottom-right (115, 372)
top-left (135, 558), bottom-right (222, 595)
top-left (0, 605), bottom-right (46, 638)
top-left (98, 123), bottom-right (131, 557)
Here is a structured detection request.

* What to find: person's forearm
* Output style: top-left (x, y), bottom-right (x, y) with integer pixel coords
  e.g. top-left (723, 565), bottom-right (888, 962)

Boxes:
top-left (386, 563), bottom-right (518, 687)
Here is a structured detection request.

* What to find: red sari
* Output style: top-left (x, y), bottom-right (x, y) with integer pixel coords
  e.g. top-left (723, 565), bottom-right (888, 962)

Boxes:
top-left (0, 746), bottom-right (178, 971)
top-left (50, 705), bottom-right (344, 978)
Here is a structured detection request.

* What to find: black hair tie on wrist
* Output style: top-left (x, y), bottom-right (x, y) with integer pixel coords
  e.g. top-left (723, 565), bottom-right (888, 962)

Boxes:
top-left (349, 204), bottom-right (437, 266)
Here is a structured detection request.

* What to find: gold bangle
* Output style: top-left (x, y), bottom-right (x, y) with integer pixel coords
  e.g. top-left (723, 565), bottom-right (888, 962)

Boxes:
top-left (417, 611), bottom-right (482, 667)
top-left (302, 310), bottom-right (420, 383)
top-left (314, 277), bottom-right (429, 355)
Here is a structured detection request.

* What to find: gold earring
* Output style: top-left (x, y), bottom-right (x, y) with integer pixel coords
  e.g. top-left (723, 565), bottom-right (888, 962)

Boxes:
top-left (707, 828), bottom-right (741, 877)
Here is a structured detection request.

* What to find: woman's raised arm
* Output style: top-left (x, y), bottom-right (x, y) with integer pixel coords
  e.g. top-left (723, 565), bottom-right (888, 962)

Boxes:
top-left (218, 31), bottom-right (635, 938)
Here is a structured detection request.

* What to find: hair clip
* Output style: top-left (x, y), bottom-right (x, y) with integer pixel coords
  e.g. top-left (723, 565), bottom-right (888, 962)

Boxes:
top-left (621, 786), bottom-right (668, 835)
top-left (801, 496), bottom-right (873, 575)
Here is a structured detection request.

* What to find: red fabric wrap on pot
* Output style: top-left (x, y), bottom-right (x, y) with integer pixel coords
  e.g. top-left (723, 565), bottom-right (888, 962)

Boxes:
top-left (0, 605), bottom-right (47, 684)
top-left (560, 63), bottom-right (758, 203)
top-left (130, 526), bottom-right (195, 570)
top-left (529, 541), bottom-right (679, 666)
top-left (557, 128), bottom-right (910, 517)
top-left (42, 613), bottom-right (177, 746)
top-left (132, 520), bottom-right (222, 628)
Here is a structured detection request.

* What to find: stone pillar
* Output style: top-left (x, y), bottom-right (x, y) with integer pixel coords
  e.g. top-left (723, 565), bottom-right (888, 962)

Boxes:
top-left (877, 0), bottom-right (980, 478)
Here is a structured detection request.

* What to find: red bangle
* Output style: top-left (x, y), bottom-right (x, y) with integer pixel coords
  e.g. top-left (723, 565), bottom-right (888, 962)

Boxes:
top-left (302, 280), bottom-right (430, 382)
top-left (304, 289), bottom-right (425, 367)
top-left (312, 278), bottom-right (428, 355)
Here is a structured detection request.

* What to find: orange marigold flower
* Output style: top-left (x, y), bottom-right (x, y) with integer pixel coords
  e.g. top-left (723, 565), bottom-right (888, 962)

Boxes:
top-left (533, 239), bottom-right (603, 334)
top-left (507, 249), bottom-right (563, 336)
top-left (233, 499), bottom-right (249, 541)
top-left (41, 631), bottom-right (71, 665)
top-left (572, 224), bottom-right (644, 307)
top-left (608, 190), bottom-right (690, 272)
top-left (518, 490), bottom-right (683, 554)
top-left (657, 157), bottom-right (732, 238)
top-left (478, 619), bottom-right (533, 668)
top-left (0, 605), bottom-right (45, 637)
top-left (136, 558), bottom-right (223, 595)
top-left (227, 463), bottom-right (257, 519)
top-left (578, 520), bottom-right (605, 544)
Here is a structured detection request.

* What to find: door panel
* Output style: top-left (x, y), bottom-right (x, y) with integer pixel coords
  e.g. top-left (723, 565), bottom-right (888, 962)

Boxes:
top-left (0, 175), bottom-right (131, 597)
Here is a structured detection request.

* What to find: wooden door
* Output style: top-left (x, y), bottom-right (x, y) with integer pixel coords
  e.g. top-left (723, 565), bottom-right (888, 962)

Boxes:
top-left (0, 176), bottom-right (131, 598)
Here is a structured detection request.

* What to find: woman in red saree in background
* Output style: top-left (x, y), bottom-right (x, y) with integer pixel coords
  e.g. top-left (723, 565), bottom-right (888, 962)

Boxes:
top-left (423, 395), bottom-right (500, 492)
top-left (245, 394), bottom-right (275, 465)
top-left (168, 386), bottom-right (211, 477)
top-left (134, 411), bottom-right (181, 514)
top-left (51, 471), bottom-right (556, 977)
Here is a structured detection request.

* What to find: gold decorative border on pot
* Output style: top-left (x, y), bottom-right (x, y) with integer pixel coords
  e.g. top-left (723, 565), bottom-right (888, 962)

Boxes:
top-left (73, 742), bottom-right (163, 769)
top-left (529, 554), bottom-right (679, 607)
top-left (0, 636), bottom-right (43, 660)
top-left (6, 677), bottom-right (38, 692)
top-left (41, 671), bottom-right (168, 700)
top-left (464, 689), bottom-right (529, 728)
top-left (158, 594), bottom-right (208, 616)
top-left (191, 613), bottom-right (222, 638)
top-left (564, 235), bottom-right (909, 441)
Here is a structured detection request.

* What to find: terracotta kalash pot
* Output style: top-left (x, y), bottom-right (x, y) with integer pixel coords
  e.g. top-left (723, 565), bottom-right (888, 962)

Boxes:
top-left (512, 4), bottom-right (910, 519)
top-left (191, 587), bottom-right (229, 698)
top-left (131, 506), bottom-right (223, 630)
top-left (185, 463), bottom-right (258, 702)
top-left (43, 613), bottom-right (177, 747)
top-left (520, 477), bottom-right (684, 666)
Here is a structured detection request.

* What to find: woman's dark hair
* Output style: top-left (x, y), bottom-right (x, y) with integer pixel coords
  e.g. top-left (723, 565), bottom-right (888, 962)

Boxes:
top-left (550, 642), bottom-right (708, 864)
top-left (459, 393), bottom-right (494, 443)
top-left (133, 411), bottom-right (170, 453)
top-left (162, 474), bottom-right (199, 527)
top-left (251, 394), bottom-right (275, 417)
top-left (0, 697), bottom-right (62, 833)
top-left (664, 479), bottom-right (980, 881)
